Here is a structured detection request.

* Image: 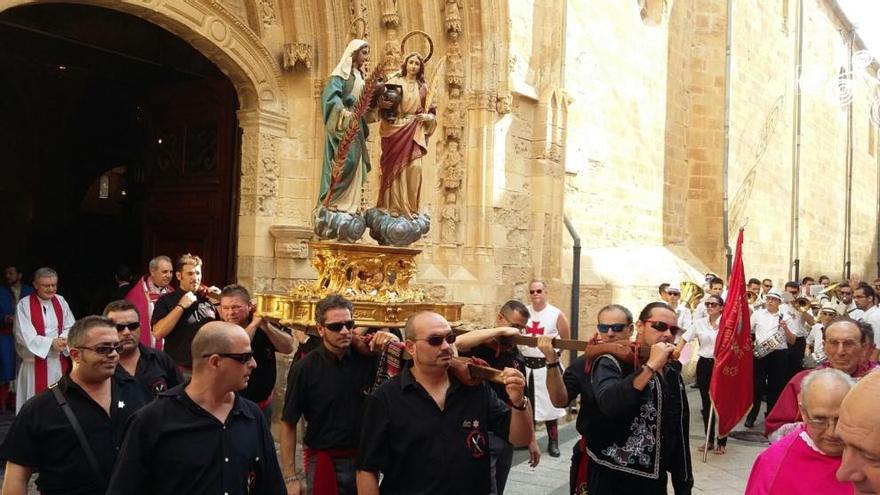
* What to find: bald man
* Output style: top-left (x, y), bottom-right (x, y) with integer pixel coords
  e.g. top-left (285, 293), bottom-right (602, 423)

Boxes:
top-left (107, 322), bottom-right (285, 494)
top-left (746, 368), bottom-right (856, 494)
top-left (836, 369), bottom-right (880, 494)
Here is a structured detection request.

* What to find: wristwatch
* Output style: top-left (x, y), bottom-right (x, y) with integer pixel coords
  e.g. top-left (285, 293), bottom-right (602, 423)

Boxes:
top-left (510, 397), bottom-right (529, 411)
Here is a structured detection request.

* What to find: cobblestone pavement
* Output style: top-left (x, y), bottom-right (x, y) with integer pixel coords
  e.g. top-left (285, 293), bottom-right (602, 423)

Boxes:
top-left (504, 387), bottom-right (767, 495)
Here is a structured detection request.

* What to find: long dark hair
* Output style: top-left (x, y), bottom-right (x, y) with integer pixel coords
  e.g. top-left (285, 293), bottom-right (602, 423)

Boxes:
top-left (399, 52), bottom-right (426, 85)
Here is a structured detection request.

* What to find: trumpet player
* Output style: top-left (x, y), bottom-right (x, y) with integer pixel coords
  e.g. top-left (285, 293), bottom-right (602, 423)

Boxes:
top-left (745, 290), bottom-right (796, 429)
top-left (781, 281), bottom-right (814, 377)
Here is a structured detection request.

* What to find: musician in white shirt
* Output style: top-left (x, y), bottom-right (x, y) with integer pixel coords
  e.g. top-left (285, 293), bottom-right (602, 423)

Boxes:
top-left (745, 289), bottom-right (795, 429)
top-left (854, 283), bottom-right (880, 362)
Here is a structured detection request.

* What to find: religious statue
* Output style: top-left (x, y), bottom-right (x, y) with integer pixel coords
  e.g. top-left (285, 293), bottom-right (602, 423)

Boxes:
top-left (365, 31), bottom-right (436, 247)
top-left (314, 39), bottom-right (381, 243)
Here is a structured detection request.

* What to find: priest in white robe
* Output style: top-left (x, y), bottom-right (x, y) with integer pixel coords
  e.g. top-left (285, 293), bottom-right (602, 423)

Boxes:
top-left (13, 267), bottom-right (74, 412)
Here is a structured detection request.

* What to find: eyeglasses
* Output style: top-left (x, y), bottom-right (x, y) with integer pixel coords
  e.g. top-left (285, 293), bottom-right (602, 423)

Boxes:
top-left (645, 320), bottom-right (683, 336)
top-left (323, 320), bottom-right (356, 332)
top-left (501, 315), bottom-right (526, 330)
top-left (762, 284), bottom-right (772, 288)
top-left (839, 291), bottom-right (852, 297)
top-left (413, 333), bottom-right (456, 346)
top-left (77, 343), bottom-right (124, 355)
top-left (705, 302), bottom-right (721, 308)
top-left (202, 352), bottom-right (254, 364)
top-left (529, 289), bottom-right (543, 295)
top-left (597, 323), bottom-right (630, 333)
top-left (115, 322), bottom-right (140, 332)
top-left (803, 414), bottom-right (839, 429)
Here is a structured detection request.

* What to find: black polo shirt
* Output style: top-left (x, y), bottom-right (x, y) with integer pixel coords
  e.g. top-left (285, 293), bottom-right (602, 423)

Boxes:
top-left (0, 374), bottom-right (149, 495)
top-left (357, 367), bottom-right (512, 495)
top-left (562, 355), bottom-right (593, 436)
top-left (282, 344), bottom-right (378, 450)
top-left (240, 328), bottom-right (283, 405)
top-left (152, 292), bottom-right (217, 366)
top-left (115, 343), bottom-right (184, 398)
top-left (106, 384), bottom-right (285, 495)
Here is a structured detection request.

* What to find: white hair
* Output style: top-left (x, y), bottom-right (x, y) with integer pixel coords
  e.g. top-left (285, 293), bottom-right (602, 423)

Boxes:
top-left (799, 368), bottom-right (855, 410)
top-left (33, 267), bottom-right (58, 281)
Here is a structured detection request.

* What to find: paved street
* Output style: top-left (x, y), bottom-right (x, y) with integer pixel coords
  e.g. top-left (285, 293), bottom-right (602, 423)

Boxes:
top-left (505, 387), bottom-right (766, 495)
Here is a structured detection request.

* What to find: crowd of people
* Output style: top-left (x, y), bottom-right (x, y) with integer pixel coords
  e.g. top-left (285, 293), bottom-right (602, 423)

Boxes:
top-left (1, 258), bottom-right (880, 494)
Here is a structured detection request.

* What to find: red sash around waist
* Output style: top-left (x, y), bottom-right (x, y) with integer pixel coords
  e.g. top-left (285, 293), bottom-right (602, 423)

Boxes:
top-left (303, 446), bottom-right (357, 495)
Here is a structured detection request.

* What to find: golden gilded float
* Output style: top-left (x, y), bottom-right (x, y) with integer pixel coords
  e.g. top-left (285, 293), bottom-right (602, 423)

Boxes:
top-left (255, 242), bottom-right (462, 329)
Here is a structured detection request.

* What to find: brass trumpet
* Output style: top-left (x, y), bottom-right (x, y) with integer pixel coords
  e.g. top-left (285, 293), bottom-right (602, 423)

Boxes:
top-left (794, 297), bottom-right (812, 312)
top-left (747, 291), bottom-right (758, 305)
top-left (680, 281), bottom-right (705, 311)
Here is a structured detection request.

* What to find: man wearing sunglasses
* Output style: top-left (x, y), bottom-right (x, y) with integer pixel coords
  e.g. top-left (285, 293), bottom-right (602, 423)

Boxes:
top-left (746, 289), bottom-right (796, 429)
top-left (104, 300), bottom-right (182, 398)
top-left (579, 302), bottom-right (693, 495)
top-left (539, 303), bottom-right (634, 495)
top-left (107, 321), bottom-right (285, 494)
top-left (1, 316), bottom-right (149, 495)
top-left (521, 279), bottom-right (570, 457)
top-left (281, 295), bottom-right (398, 495)
top-left (455, 299), bottom-right (540, 494)
top-left (357, 311), bottom-right (534, 495)
top-left (836, 283), bottom-right (859, 319)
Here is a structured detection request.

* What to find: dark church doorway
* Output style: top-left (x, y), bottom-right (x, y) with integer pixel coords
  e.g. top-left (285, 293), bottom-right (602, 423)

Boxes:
top-left (0, 4), bottom-right (240, 316)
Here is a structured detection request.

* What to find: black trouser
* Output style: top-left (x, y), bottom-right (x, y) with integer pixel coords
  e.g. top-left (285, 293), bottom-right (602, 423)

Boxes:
top-left (695, 357), bottom-right (726, 446)
top-left (489, 432), bottom-right (513, 495)
top-left (747, 349), bottom-right (789, 423)
top-left (787, 336), bottom-right (806, 378)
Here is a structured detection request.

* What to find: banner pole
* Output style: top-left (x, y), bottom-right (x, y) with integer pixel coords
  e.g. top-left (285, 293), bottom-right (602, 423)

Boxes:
top-left (702, 402), bottom-right (715, 463)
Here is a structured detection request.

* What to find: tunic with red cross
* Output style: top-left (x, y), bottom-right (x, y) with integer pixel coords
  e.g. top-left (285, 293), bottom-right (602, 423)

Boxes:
top-left (524, 320), bottom-right (545, 336)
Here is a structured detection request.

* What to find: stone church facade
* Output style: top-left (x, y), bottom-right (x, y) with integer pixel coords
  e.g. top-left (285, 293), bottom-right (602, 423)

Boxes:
top-left (3, 0), bottom-right (877, 332)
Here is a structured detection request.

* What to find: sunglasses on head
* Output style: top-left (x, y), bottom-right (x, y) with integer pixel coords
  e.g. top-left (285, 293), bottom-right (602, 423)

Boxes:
top-left (597, 323), bottom-right (629, 333)
top-left (645, 320), bottom-right (683, 335)
top-left (77, 343), bottom-right (124, 356)
top-left (323, 320), bottom-right (356, 332)
top-left (115, 322), bottom-right (140, 332)
top-left (202, 352), bottom-right (254, 364)
top-left (529, 289), bottom-right (543, 294)
top-left (414, 333), bottom-right (456, 346)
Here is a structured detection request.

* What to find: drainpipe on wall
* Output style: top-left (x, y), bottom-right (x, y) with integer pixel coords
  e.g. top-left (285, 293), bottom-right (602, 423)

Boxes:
top-left (563, 216), bottom-right (581, 365)
top-left (722, 0), bottom-right (733, 278)
top-left (877, 135), bottom-right (880, 277)
top-left (844, 30), bottom-right (855, 280)
top-left (789, 0), bottom-right (804, 282)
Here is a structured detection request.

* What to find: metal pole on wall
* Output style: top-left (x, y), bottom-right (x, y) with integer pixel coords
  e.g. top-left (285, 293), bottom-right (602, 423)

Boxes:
top-left (722, 0), bottom-right (734, 279)
top-left (564, 216), bottom-right (581, 366)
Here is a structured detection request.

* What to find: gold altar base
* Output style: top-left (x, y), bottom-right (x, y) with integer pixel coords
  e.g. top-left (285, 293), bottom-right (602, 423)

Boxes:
top-left (256, 241), bottom-right (462, 329)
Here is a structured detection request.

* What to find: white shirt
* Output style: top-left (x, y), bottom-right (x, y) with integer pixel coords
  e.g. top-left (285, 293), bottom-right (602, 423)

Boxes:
top-left (847, 302), bottom-right (864, 321)
top-left (806, 323), bottom-right (825, 357)
top-left (692, 300), bottom-right (708, 322)
top-left (780, 303), bottom-right (809, 338)
top-left (681, 316), bottom-right (719, 359)
top-left (859, 306), bottom-right (880, 350)
top-left (674, 305), bottom-right (692, 331)
top-left (751, 308), bottom-right (793, 351)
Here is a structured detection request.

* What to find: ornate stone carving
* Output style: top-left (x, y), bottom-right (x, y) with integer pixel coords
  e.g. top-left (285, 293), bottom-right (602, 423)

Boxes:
top-left (446, 44), bottom-right (464, 90)
top-left (496, 93), bottom-right (512, 114)
top-left (269, 225), bottom-right (313, 259)
top-left (440, 205), bottom-right (460, 243)
top-left (445, 0), bottom-right (463, 40)
top-left (260, 0), bottom-right (276, 26)
top-left (380, 0), bottom-right (399, 28)
top-left (383, 39), bottom-right (402, 76)
top-left (283, 42), bottom-right (313, 70)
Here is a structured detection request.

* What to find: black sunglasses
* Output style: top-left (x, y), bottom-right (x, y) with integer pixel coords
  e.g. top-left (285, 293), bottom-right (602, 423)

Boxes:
top-left (705, 302), bottom-right (722, 308)
top-left (645, 320), bottom-right (683, 335)
top-left (115, 322), bottom-right (140, 332)
top-left (529, 289), bottom-right (543, 294)
top-left (202, 352), bottom-right (254, 364)
top-left (414, 333), bottom-right (456, 346)
top-left (323, 320), bottom-right (356, 332)
top-left (597, 323), bottom-right (629, 333)
top-left (77, 343), bottom-right (124, 356)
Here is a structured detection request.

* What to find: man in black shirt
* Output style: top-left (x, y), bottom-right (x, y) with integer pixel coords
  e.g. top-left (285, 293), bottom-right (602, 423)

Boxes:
top-left (219, 284), bottom-right (293, 424)
top-left (107, 321), bottom-right (285, 494)
top-left (151, 253), bottom-right (219, 374)
top-left (280, 295), bottom-right (398, 495)
top-left (103, 299), bottom-right (182, 398)
top-left (578, 302), bottom-right (693, 495)
top-left (356, 311), bottom-right (534, 495)
top-left (0, 315), bottom-right (149, 495)
top-left (455, 299), bottom-right (539, 494)
top-left (539, 303), bottom-right (635, 495)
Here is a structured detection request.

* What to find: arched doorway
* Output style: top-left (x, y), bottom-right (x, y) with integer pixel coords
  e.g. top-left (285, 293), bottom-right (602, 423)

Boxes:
top-left (0, 1), bottom-right (286, 315)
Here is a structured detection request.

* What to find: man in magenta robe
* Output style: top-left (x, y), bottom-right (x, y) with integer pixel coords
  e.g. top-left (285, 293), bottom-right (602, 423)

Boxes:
top-left (746, 368), bottom-right (855, 495)
top-left (765, 317), bottom-right (876, 440)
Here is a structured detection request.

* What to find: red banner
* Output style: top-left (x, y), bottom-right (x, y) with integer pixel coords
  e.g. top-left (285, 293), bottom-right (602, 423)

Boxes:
top-left (710, 228), bottom-right (753, 437)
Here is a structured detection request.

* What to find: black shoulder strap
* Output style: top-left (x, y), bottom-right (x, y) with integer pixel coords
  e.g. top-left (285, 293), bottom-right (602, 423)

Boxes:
top-left (50, 384), bottom-right (103, 479)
